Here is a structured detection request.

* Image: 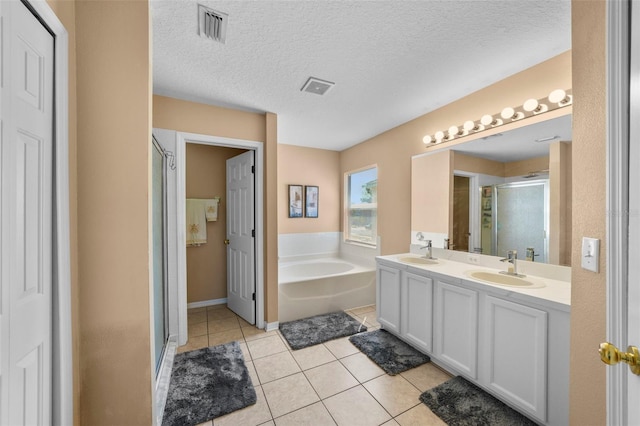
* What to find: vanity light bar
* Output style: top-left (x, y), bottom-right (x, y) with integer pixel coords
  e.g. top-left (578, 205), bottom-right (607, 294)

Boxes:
top-left (422, 89), bottom-right (573, 146)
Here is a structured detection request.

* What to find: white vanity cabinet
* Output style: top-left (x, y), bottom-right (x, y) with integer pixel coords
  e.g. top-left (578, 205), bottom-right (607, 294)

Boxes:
top-left (376, 263), bottom-right (401, 333)
top-left (400, 272), bottom-right (433, 353)
top-left (375, 256), bottom-right (570, 426)
top-left (433, 279), bottom-right (478, 379)
top-left (480, 296), bottom-right (548, 422)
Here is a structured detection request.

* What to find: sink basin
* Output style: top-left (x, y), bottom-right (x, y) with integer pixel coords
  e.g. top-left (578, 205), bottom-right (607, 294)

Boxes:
top-left (398, 256), bottom-right (439, 265)
top-left (467, 271), bottom-right (545, 288)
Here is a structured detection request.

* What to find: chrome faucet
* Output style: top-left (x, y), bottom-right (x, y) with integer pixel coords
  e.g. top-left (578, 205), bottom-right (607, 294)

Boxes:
top-left (420, 239), bottom-right (435, 259)
top-left (500, 250), bottom-right (525, 277)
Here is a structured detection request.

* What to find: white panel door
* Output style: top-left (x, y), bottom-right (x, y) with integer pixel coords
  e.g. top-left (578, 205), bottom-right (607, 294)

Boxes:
top-left (226, 150), bottom-right (255, 324)
top-left (0, 1), bottom-right (54, 424)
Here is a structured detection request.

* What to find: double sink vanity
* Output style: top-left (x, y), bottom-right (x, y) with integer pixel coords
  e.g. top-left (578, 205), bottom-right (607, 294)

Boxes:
top-left (376, 248), bottom-right (570, 425)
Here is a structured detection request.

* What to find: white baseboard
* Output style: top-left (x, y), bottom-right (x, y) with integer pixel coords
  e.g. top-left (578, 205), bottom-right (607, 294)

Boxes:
top-left (265, 321), bottom-right (279, 332)
top-left (187, 298), bottom-right (227, 309)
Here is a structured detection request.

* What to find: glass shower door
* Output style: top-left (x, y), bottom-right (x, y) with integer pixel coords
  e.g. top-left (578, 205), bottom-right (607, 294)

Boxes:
top-left (152, 138), bottom-right (168, 374)
top-left (494, 180), bottom-right (549, 263)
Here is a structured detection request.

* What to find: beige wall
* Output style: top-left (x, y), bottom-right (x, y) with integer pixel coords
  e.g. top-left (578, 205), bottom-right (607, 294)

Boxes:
top-left (503, 156), bottom-right (549, 178)
top-left (570, 1), bottom-right (607, 423)
top-left (278, 144), bottom-right (341, 233)
top-left (153, 96), bottom-right (280, 323)
top-left (550, 142), bottom-right (572, 266)
top-left (341, 51), bottom-right (572, 255)
top-left (75, 1), bottom-right (152, 424)
top-left (265, 113), bottom-right (279, 323)
top-left (453, 152), bottom-right (504, 176)
top-left (411, 151), bottom-right (452, 234)
top-left (186, 144), bottom-right (246, 303)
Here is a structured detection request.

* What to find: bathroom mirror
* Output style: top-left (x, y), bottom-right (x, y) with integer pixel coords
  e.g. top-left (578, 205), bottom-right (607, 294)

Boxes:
top-left (411, 113), bottom-right (572, 266)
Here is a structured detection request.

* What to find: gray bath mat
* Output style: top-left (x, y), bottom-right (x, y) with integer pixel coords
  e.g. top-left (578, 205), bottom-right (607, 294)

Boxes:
top-left (420, 376), bottom-right (538, 426)
top-left (280, 311), bottom-right (367, 350)
top-left (348, 329), bottom-right (430, 375)
top-left (162, 341), bottom-right (256, 425)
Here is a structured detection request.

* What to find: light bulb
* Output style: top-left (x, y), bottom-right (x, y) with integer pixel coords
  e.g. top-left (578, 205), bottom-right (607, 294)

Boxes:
top-left (423, 135), bottom-right (433, 144)
top-left (448, 126), bottom-right (460, 138)
top-left (501, 107), bottom-right (523, 121)
top-left (463, 120), bottom-right (475, 131)
top-left (480, 114), bottom-right (502, 127)
top-left (434, 131), bottom-right (445, 143)
top-left (523, 99), bottom-right (548, 114)
top-left (548, 89), bottom-right (572, 105)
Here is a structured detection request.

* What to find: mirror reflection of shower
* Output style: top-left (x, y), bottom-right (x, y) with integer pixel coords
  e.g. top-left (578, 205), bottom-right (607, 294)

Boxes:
top-left (480, 180), bottom-right (549, 263)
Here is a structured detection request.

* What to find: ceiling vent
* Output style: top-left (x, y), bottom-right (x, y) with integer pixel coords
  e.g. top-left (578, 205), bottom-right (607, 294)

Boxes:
top-left (301, 77), bottom-right (335, 96)
top-left (198, 4), bottom-right (228, 43)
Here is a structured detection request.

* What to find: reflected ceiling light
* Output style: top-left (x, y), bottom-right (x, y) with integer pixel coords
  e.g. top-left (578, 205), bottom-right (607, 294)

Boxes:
top-left (463, 120), bottom-right (484, 132)
top-left (523, 98), bottom-right (548, 114)
top-left (501, 107), bottom-right (524, 121)
top-left (534, 135), bottom-right (560, 143)
top-left (548, 89), bottom-right (572, 106)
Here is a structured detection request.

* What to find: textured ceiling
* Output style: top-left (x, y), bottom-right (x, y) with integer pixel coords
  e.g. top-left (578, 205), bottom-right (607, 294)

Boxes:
top-left (152, 0), bottom-right (571, 151)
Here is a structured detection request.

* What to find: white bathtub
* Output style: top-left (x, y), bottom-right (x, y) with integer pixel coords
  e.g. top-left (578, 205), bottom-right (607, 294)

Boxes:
top-left (278, 257), bottom-right (376, 322)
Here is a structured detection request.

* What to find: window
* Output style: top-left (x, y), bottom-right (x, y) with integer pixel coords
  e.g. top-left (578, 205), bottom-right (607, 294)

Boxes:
top-left (346, 166), bottom-right (377, 246)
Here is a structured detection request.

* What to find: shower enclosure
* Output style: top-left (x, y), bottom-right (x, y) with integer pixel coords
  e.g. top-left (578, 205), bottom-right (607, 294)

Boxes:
top-left (152, 137), bottom-right (169, 374)
top-left (481, 180), bottom-right (549, 263)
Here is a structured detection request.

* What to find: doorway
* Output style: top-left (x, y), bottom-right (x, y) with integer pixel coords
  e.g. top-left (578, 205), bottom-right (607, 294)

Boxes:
top-left (175, 132), bottom-right (265, 346)
top-left (452, 175), bottom-right (470, 252)
top-left (184, 144), bottom-right (254, 324)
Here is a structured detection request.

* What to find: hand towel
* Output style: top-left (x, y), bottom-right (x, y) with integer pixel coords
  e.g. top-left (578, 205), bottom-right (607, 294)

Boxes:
top-left (204, 197), bottom-right (220, 222)
top-left (186, 199), bottom-right (207, 246)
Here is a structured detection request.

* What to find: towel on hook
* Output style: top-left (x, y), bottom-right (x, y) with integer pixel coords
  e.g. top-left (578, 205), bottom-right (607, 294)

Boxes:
top-left (186, 199), bottom-right (207, 246)
top-left (204, 197), bottom-right (220, 222)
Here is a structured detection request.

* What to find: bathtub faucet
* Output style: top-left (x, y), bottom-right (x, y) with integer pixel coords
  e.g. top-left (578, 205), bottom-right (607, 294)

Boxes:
top-left (420, 240), bottom-right (435, 259)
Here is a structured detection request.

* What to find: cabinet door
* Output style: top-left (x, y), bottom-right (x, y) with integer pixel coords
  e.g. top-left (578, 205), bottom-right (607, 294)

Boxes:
top-left (434, 280), bottom-right (478, 378)
top-left (401, 272), bottom-right (433, 353)
top-left (376, 264), bottom-right (401, 333)
top-left (482, 296), bottom-right (547, 422)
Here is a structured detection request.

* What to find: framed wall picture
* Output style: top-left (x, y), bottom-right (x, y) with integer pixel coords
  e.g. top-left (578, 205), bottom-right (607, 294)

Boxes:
top-left (305, 185), bottom-right (319, 218)
top-left (288, 184), bottom-right (303, 218)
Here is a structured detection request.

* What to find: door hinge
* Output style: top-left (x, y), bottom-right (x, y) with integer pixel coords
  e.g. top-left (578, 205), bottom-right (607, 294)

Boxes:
top-left (252, 229), bottom-right (255, 237)
top-left (251, 165), bottom-right (255, 173)
top-left (252, 293), bottom-right (256, 301)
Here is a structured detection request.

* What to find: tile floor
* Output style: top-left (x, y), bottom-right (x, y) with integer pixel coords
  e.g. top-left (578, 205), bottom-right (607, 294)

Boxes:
top-left (178, 304), bottom-right (452, 426)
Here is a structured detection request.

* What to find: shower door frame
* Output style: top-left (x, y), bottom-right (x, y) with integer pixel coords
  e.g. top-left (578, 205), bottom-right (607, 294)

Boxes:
top-left (151, 136), bottom-right (170, 375)
top-left (492, 179), bottom-right (550, 262)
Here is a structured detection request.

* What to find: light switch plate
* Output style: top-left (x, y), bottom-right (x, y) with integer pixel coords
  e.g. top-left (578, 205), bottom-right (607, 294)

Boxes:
top-left (581, 237), bottom-right (600, 272)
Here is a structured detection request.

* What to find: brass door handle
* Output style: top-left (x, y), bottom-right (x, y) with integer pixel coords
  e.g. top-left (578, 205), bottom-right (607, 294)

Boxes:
top-left (224, 239), bottom-right (230, 245)
top-left (599, 342), bottom-right (640, 375)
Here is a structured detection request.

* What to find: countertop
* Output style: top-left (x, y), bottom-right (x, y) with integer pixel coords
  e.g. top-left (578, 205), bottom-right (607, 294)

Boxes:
top-left (377, 252), bottom-right (571, 313)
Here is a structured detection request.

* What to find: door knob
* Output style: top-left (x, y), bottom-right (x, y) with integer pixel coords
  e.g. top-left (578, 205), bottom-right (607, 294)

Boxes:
top-left (224, 239), bottom-right (230, 245)
top-left (599, 342), bottom-right (640, 375)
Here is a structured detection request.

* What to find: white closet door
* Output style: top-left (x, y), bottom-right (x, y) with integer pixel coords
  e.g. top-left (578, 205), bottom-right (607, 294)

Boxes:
top-left (0, 1), bottom-right (54, 423)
